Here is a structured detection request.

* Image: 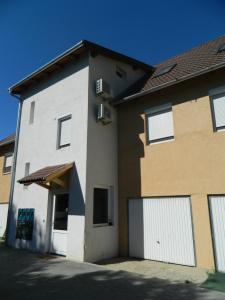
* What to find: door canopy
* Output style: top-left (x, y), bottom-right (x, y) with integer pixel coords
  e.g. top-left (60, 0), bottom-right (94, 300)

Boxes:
top-left (17, 162), bottom-right (74, 190)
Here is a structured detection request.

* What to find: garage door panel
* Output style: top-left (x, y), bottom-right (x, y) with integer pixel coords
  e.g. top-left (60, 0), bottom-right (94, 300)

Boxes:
top-left (209, 196), bottom-right (225, 272)
top-left (129, 197), bottom-right (195, 266)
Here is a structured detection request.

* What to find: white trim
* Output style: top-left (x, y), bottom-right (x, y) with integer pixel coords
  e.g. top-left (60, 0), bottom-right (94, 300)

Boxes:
top-left (57, 114), bottom-right (72, 149)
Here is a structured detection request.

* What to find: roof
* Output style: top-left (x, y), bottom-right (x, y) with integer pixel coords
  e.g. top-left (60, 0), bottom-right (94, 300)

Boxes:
top-left (18, 163), bottom-right (73, 184)
top-left (0, 133), bottom-right (16, 148)
top-left (9, 40), bottom-right (153, 95)
top-left (114, 35), bottom-right (225, 105)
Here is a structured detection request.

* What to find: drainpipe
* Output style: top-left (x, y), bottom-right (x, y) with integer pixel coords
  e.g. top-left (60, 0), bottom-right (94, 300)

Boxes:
top-left (5, 93), bottom-right (23, 245)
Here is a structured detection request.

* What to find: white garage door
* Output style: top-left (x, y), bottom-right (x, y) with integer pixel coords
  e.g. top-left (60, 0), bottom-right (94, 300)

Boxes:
top-left (129, 197), bottom-right (195, 266)
top-left (209, 196), bottom-right (225, 272)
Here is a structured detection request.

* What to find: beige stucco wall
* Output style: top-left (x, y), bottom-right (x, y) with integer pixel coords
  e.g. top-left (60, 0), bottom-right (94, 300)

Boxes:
top-left (0, 143), bottom-right (14, 203)
top-left (118, 68), bottom-right (225, 269)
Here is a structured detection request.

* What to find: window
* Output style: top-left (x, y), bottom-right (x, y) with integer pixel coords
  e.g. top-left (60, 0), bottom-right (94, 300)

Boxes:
top-left (3, 153), bottom-right (13, 174)
top-left (23, 162), bottom-right (30, 189)
top-left (146, 103), bottom-right (174, 143)
top-left (116, 66), bottom-right (127, 79)
top-left (24, 162), bottom-right (30, 176)
top-left (218, 43), bottom-right (225, 53)
top-left (211, 92), bottom-right (225, 131)
top-left (57, 115), bottom-right (72, 148)
top-left (153, 63), bottom-right (177, 78)
top-left (29, 101), bottom-right (35, 124)
top-left (93, 188), bottom-right (109, 225)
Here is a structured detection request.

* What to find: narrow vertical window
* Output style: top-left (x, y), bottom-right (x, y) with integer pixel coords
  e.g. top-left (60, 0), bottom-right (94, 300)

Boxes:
top-left (29, 101), bottom-right (35, 124)
top-left (23, 162), bottom-right (30, 189)
top-left (57, 115), bottom-right (72, 149)
top-left (25, 162), bottom-right (30, 176)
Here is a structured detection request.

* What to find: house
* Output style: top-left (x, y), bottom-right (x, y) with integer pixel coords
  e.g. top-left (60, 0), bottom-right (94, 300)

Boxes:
top-left (0, 133), bottom-right (15, 237)
top-left (7, 36), bottom-right (225, 272)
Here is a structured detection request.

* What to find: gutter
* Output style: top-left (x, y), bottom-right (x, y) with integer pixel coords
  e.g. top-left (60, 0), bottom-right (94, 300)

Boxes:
top-left (114, 61), bottom-right (225, 106)
top-left (5, 94), bottom-right (23, 245)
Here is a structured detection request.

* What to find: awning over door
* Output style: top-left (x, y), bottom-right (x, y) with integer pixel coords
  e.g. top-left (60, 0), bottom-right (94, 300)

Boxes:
top-left (17, 162), bottom-right (74, 190)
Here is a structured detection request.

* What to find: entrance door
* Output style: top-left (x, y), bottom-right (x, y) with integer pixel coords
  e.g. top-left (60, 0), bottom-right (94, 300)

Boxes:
top-left (51, 193), bottom-right (69, 256)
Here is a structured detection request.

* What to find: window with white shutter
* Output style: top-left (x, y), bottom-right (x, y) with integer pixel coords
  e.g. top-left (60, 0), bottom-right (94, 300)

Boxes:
top-left (212, 93), bottom-right (225, 131)
top-left (146, 103), bottom-right (174, 143)
top-left (57, 115), bottom-right (72, 148)
top-left (3, 153), bottom-right (13, 174)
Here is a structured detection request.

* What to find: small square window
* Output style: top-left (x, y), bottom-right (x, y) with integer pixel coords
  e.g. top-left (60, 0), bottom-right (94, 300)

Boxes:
top-left (3, 153), bottom-right (13, 174)
top-left (57, 115), bottom-right (72, 149)
top-left (153, 63), bottom-right (177, 78)
top-left (116, 66), bottom-right (127, 79)
top-left (93, 188), bottom-right (109, 225)
top-left (218, 43), bottom-right (225, 53)
top-left (146, 103), bottom-right (174, 143)
top-left (211, 92), bottom-right (225, 131)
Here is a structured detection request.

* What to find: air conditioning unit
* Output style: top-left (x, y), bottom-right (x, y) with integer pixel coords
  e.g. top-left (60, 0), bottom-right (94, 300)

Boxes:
top-left (97, 103), bottom-right (112, 125)
top-left (96, 79), bottom-right (111, 99)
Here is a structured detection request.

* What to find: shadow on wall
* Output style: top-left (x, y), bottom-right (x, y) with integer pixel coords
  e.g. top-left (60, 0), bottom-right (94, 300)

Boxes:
top-left (22, 54), bottom-right (88, 99)
top-left (0, 244), bottom-right (222, 300)
top-left (6, 164), bottom-right (85, 254)
top-left (118, 105), bottom-right (145, 257)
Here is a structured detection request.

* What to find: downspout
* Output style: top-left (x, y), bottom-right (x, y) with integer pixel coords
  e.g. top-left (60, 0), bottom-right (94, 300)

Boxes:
top-left (5, 93), bottom-right (22, 245)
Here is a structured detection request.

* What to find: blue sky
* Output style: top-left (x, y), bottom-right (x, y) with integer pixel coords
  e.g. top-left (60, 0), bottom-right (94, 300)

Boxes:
top-left (0, 0), bottom-right (224, 139)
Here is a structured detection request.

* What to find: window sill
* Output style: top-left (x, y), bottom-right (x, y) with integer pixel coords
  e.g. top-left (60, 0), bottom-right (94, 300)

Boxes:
top-left (3, 171), bottom-right (11, 175)
top-left (93, 223), bottom-right (113, 228)
top-left (216, 128), bottom-right (225, 132)
top-left (149, 137), bottom-right (175, 145)
top-left (58, 144), bottom-right (71, 149)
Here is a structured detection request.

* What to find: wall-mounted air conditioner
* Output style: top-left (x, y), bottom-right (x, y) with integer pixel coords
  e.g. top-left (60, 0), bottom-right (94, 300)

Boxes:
top-left (96, 79), bottom-right (111, 99)
top-left (97, 103), bottom-right (112, 125)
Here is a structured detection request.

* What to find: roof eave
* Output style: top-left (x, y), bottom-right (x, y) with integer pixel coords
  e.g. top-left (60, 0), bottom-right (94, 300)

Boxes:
top-left (9, 40), bottom-right (85, 95)
top-left (114, 61), bottom-right (225, 106)
top-left (9, 40), bottom-right (153, 95)
top-left (0, 139), bottom-right (15, 148)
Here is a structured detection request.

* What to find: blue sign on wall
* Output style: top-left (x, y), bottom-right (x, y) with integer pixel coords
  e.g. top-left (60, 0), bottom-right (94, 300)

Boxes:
top-left (16, 208), bottom-right (34, 240)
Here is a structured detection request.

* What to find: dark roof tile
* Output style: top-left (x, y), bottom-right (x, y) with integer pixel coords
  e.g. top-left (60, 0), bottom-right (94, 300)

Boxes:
top-left (0, 133), bottom-right (16, 147)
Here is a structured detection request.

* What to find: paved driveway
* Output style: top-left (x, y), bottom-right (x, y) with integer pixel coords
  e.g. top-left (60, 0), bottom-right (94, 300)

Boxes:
top-left (0, 244), bottom-right (224, 300)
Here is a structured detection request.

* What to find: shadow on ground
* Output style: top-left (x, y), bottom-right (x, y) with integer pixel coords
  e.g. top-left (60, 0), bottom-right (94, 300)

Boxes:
top-left (0, 244), bottom-right (224, 300)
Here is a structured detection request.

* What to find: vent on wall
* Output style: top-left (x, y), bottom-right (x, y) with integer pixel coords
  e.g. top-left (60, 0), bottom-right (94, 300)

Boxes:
top-left (96, 79), bottom-right (111, 99)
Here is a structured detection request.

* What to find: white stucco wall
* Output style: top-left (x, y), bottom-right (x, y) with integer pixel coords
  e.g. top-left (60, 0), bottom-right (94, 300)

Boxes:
top-left (0, 203), bottom-right (9, 237)
top-left (8, 55), bottom-right (89, 261)
top-left (84, 54), bottom-right (145, 262)
top-left (8, 49), bottom-right (147, 262)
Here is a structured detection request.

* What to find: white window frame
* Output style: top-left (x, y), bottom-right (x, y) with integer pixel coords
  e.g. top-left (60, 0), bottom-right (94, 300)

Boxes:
top-left (93, 185), bottom-right (114, 227)
top-left (209, 86), bottom-right (225, 132)
top-left (3, 152), bottom-right (13, 174)
top-left (57, 114), bottom-right (72, 149)
top-left (145, 103), bottom-right (174, 144)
